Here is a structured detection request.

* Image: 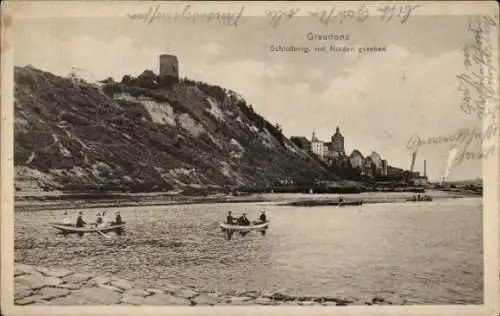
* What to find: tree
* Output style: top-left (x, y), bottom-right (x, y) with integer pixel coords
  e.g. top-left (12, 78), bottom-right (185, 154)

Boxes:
top-left (121, 75), bottom-right (133, 85)
top-left (136, 70), bottom-right (158, 89)
top-left (100, 77), bottom-right (115, 84)
top-left (139, 70), bottom-right (157, 78)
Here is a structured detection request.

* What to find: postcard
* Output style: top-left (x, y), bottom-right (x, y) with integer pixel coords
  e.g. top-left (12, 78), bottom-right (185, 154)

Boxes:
top-left (1, 1), bottom-right (499, 316)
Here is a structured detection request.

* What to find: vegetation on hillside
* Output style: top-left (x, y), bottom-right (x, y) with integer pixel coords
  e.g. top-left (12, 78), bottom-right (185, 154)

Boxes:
top-left (14, 66), bottom-right (336, 193)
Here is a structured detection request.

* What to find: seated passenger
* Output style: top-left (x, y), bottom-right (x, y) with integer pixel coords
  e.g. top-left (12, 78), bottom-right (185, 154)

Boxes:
top-left (258, 211), bottom-right (267, 223)
top-left (63, 210), bottom-right (71, 225)
top-left (75, 211), bottom-right (86, 228)
top-left (96, 212), bottom-right (103, 225)
top-left (115, 211), bottom-right (123, 225)
top-left (238, 213), bottom-right (250, 226)
top-left (226, 211), bottom-right (234, 224)
top-left (101, 211), bottom-right (109, 226)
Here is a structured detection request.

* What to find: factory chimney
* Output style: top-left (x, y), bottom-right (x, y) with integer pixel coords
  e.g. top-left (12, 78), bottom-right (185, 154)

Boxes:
top-left (424, 160), bottom-right (427, 178)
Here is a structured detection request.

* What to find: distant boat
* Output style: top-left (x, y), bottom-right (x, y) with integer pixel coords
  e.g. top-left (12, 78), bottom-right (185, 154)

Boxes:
top-left (406, 196), bottom-right (433, 202)
top-left (337, 200), bottom-right (364, 207)
top-left (50, 222), bottom-right (126, 235)
top-left (406, 187), bottom-right (426, 193)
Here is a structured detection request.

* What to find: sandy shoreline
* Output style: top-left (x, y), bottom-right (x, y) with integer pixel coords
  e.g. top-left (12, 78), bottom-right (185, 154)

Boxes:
top-left (14, 263), bottom-right (408, 306)
top-left (14, 189), bottom-right (480, 212)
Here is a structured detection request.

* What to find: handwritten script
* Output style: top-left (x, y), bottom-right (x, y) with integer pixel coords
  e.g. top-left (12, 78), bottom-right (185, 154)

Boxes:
top-left (308, 4), bottom-right (421, 27)
top-left (127, 4), bottom-right (422, 28)
top-left (457, 15), bottom-right (498, 120)
top-left (407, 123), bottom-right (497, 165)
top-left (127, 4), bottom-right (245, 27)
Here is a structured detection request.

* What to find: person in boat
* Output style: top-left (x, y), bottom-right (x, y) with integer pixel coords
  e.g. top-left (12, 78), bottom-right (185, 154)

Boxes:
top-left (96, 212), bottom-right (103, 225)
top-left (115, 211), bottom-right (123, 225)
top-left (338, 197), bottom-right (345, 204)
top-left (258, 210), bottom-right (267, 223)
top-left (238, 213), bottom-right (250, 226)
top-left (75, 211), bottom-right (86, 228)
top-left (63, 210), bottom-right (71, 225)
top-left (100, 210), bottom-right (108, 226)
top-left (226, 211), bottom-right (234, 224)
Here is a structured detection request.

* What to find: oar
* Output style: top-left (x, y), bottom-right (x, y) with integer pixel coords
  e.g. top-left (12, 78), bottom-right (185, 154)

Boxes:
top-left (225, 221), bottom-right (233, 240)
top-left (93, 227), bottom-right (111, 239)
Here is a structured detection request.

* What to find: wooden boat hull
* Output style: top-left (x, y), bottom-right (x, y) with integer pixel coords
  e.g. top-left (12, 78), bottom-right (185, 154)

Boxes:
top-left (50, 222), bottom-right (126, 234)
top-left (219, 221), bottom-right (269, 232)
top-left (406, 198), bottom-right (433, 202)
top-left (338, 201), bottom-right (363, 207)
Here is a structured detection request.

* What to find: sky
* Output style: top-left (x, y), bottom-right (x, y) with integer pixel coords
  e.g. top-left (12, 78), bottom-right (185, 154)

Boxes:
top-left (12, 6), bottom-right (496, 181)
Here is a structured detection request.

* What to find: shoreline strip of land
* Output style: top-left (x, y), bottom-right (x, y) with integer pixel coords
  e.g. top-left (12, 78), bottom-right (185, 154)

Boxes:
top-left (14, 189), bottom-right (481, 212)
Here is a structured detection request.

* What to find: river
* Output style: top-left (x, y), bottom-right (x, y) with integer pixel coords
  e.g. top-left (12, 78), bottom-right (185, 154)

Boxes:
top-left (14, 195), bottom-right (483, 305)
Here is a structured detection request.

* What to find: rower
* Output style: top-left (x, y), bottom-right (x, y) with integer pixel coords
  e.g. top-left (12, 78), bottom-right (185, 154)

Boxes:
top-left (115, 211), bottom-right (123, 225)
top-left (75, 211), bottom-right (86, 228)
top-left (101, 211), bottom-right (109, 226)
top-left (96, 212), bottom-right (103, 225)
top-left (226, 211), bottom-right (234, 224)
top-left (259, 210), bottom-right (267, 223)
top-left (63, 210), bottom-right (71, 224)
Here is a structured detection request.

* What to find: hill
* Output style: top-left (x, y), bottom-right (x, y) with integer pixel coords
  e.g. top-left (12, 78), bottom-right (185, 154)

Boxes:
top-left (14, 66), bottom-right (337, 194)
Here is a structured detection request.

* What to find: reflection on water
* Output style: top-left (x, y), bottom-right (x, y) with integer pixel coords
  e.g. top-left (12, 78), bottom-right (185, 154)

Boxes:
top-left (15, 197), bottom-right (483, 304)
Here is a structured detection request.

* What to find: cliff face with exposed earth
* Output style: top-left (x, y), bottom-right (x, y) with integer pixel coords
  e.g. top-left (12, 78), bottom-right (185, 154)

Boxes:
top-left (14, 66), bottom-right (336, 193)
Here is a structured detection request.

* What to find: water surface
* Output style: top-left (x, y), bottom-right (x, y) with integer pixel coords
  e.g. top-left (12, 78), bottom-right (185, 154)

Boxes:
top-left (15, 196), bottom-right (483, 304)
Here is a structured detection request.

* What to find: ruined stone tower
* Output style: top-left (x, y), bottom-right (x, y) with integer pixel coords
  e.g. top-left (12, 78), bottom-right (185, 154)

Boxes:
top-left (159, 54), bottom-right (179, 80)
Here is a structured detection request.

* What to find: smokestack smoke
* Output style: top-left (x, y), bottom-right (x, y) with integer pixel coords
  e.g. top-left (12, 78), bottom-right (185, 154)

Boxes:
top-left (441, 147), bottom-right (458, 184)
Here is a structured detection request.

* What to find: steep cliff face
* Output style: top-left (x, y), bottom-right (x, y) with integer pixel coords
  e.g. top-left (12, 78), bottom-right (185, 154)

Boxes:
top-left (14, 66), bottom-right (335, 193)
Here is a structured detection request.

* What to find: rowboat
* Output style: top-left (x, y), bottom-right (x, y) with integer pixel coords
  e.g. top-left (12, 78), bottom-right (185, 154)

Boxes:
top-left (219, 221), bottom-right (269, 232)
top-left (50, 222), bottom-right (126, 235)
top-left (406, 197), bottom-right (433, 202)
top-left (337, 201), bottom-right (363, 207)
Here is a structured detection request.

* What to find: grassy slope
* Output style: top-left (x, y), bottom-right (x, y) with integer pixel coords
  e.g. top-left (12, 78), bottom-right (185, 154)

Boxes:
top-left (14, 66), bottom-right (336, 193)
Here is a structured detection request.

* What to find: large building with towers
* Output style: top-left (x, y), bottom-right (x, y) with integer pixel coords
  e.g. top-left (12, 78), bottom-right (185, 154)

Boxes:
top-left (291, 126), bottom-right (393, 178)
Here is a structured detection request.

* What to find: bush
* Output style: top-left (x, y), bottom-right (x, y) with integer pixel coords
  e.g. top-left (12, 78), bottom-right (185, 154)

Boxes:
top-left (102, 83), bottom-right (125, 96)
top-left (100, 77), bottom-right (115, 84)
top-left (135, 70), bottom-right (159, 89)
top-left (121, 75), bottom-right (133, 84)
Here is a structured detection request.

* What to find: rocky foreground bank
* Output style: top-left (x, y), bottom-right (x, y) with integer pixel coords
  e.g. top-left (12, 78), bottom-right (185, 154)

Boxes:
top-left (14, 264), bottom-right (407, 306)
